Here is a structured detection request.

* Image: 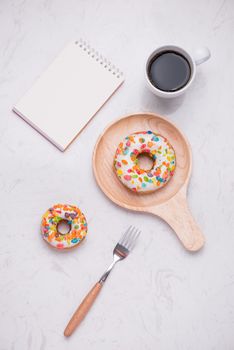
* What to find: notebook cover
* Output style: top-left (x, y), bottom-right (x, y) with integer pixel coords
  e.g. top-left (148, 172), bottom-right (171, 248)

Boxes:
top-left (13, 40), bottom-right (124, 151)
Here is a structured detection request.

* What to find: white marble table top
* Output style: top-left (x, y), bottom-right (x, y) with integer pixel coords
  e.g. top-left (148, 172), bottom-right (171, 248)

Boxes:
top-left (1, 0), bottom-right (234, 349)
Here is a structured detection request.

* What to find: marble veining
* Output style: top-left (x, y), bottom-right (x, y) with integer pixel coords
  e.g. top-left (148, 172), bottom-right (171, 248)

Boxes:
top-left (0, 0), bottom-right (234, 349)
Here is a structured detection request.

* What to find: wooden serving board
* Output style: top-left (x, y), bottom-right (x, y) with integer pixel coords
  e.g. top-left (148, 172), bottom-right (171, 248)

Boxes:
top-left (93, 112), bottom-right (205, 251)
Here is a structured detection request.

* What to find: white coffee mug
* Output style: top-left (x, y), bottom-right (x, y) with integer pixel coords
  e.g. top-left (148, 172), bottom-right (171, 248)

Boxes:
top-left (145, 45), bottom-right (211, 99)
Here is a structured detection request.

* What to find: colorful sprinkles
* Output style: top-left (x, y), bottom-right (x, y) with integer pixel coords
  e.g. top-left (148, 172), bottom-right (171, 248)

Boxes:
top-left (41, 204), bottom-right (87, 249)
top-left (113, 131), bottom-right (176, 193)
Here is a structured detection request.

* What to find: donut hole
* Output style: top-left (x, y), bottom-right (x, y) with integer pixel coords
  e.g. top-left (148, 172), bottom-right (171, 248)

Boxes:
top-left (57, 219), bottom-right (71, 235)
top-left (137, 152), bottom-right (154, 171)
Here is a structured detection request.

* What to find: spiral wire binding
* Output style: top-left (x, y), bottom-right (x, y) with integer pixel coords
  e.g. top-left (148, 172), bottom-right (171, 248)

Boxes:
top-left (75, 39), bottom-right (123, 79)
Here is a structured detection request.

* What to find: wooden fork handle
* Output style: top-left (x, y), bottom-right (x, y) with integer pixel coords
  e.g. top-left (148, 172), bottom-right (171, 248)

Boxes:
top-left (64, 282), bottom-right (102, 337)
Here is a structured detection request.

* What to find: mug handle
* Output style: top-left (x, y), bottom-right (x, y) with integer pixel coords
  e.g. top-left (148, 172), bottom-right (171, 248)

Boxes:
top-left (193, 47), bottom-right (211, 65)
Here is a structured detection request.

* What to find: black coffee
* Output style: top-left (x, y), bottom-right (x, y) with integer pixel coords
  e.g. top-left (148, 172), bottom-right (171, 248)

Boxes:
top-left (148, 51), bottom-right (191, 92)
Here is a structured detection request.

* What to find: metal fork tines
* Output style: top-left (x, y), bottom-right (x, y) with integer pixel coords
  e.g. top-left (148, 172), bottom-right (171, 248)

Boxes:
top-left (99, 226), bottom-right (141, 283)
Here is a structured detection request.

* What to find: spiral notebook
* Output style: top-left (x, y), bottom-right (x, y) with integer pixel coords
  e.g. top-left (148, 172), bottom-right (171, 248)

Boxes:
top-left (13, 40), bottom-right (124, 151)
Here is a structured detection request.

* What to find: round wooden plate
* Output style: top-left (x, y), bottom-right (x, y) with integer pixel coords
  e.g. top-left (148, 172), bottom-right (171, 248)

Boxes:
top-left (93, 112), bottom-right (205, 251)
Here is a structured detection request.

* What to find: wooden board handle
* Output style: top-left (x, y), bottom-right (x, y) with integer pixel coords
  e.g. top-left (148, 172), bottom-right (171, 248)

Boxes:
top-left (152, 191), bottom-right (205, 251)
top-left (64, 282), bottom-right (102, 337)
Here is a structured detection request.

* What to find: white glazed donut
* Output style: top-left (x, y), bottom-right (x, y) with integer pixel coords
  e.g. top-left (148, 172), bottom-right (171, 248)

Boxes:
top-left (114, 131), bottom-right (176, 193)
top-left (41, 204), bottom-right (87, 249)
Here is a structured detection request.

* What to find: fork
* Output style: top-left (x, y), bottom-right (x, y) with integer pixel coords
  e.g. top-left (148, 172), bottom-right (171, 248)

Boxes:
top-left (64, 225), bottom-right (140, 337)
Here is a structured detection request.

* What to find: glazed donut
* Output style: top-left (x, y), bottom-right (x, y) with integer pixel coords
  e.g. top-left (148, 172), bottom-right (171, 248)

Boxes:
top-left (114, 131), bottom-right (176, 193)
top-left (41, 204), bottom-right (87, 249)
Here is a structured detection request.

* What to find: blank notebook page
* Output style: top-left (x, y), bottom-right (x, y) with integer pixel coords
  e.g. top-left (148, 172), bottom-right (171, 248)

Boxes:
top-left (13, 40), bottom-right (124, 151)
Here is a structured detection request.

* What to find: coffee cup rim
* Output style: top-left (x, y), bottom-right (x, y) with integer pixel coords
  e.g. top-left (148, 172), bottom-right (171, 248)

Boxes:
top-left (145, 45), bottom-right (196, 98)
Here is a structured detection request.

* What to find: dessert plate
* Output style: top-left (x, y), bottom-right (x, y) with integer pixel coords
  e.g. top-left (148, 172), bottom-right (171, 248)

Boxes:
top-left (93, 112), bottom-right (205, 251)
